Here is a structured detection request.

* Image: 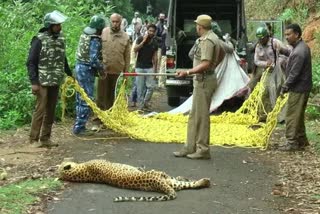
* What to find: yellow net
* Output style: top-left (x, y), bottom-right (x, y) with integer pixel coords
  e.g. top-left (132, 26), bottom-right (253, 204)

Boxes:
top-left (61, 71), bottom-right (287, 149)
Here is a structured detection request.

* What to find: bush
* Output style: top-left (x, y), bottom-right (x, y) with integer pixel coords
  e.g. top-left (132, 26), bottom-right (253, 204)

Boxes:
top-left (0, 0), bottom-right (135, 129)
top-left (312, 62), bottom-right (320, 94)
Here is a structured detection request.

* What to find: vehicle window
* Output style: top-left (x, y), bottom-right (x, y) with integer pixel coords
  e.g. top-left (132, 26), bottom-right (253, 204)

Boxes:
top-left (183, 20), bottom-right (197, 35)
top-left (217, 20), bottom-right (232, 35)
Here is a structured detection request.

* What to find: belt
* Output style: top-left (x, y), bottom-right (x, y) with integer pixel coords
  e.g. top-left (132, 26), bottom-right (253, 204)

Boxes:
top-left (195, 70), bottom-right (215, 81)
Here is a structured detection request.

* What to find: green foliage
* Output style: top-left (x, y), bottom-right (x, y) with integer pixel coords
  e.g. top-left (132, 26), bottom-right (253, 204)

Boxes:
top-left (277, 2), bottom-right (308, 26)
top-left (306, 105), bottom-right (320, 120)
top-left (312, 62), bottom-right (320, 94)
top-left (307, 129), bottom-right (320, 152)
top-left (108, 0), bottom-right (134, 21)
top-left (0, 178), bottom-right (62, 214)
top-left (279, 8), bottom-right (295, 22)
top-left (130, 0), bottom-right (169, 17)
top-left (141, 15), bottom-right (157, 24)
top-left (0, 0), bottom-right (130, 129)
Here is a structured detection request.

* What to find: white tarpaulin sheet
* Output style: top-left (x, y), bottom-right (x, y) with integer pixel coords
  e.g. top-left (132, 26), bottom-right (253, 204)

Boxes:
top-left (169, 52), bottom-right (250, 114)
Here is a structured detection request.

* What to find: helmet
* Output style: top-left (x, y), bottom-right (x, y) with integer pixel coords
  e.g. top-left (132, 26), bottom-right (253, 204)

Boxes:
top-left (256, 27), bottom-right (268, 39)
top-left (84, 15), bottom-right (106, 35)
top-left (211, 21), bottom-right (223, 37)
top-left (44, 10), bottom-right (67, 28)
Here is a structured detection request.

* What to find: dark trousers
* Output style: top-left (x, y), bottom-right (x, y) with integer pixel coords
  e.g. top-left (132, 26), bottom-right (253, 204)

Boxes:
top-left (30, 85), bottom-right (59, 141)
top-left (95, 74), bottom-right (120, 124)
top-left (285, 91), bottom-right (310, 145)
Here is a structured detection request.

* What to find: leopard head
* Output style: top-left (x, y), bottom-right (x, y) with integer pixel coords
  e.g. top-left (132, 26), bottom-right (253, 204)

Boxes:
top-left (58, 161), bottom-right (80, 181)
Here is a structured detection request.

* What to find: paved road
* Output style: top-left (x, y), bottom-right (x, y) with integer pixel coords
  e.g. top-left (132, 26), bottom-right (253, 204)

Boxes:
top-left (47, 138), bottom-right (285, 214)
top-left (46, 90), bottom-right (286, 214)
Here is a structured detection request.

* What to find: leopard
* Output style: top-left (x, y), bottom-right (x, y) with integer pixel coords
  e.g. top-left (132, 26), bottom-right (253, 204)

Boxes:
top-left (57, 159), bottom-right (211, 202)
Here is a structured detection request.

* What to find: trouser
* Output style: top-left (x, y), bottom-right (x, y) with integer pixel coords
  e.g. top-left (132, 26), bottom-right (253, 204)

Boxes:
top-left (30, 85), bottom-right (59, 141)
top-left (73, 63), bottom-right (95, 133)
top-left (248, 67), bottom-right (273, 121)
top-left (129, 77), bottom-right (138, 103)
top-left (258, 71), bottom-right (273, 121)
top-left (183, 73), bottom-right (217, 153)
top-left (247, 66), bottom-right (264, 91)
top-left (158, 55), bottom-right (167, 87)
top-left (285, 91), bottom-right (310, 145)
top-left (136, 67), bottom-right (155, 109)
top-left (94, 73), bottom-right (120, 125)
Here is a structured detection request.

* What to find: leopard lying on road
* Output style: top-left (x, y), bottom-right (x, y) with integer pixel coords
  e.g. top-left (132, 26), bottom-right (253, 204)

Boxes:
top-left (58, 159), bottom-right (211, 202)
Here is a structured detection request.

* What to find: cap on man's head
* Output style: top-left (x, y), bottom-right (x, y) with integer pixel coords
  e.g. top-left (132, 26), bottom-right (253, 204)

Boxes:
top-left (134, 12), bottom-right (139, 15)
top-left (194, 14), bottom-right (212, 28)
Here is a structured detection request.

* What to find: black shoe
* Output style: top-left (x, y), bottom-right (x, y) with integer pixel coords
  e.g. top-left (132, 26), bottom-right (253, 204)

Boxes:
top-left (298, 140), bottom-right (310, 147)
top-left (39, 140), bottom-right (59, 148)
top-left (74, 129), bottom-right (95, 136)
top-left (278, 143), bottom-right (303, 152)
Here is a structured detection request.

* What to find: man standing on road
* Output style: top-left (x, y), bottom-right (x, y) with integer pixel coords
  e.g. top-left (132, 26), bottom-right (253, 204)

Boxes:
top-left (173, 15), bottom-right (224, 159)
top-left (26, 10), bottom-right (73, 147)
top-left (92, 13), bottom-right (131, 131)
top-left (133, 24), bottom-right (158, 111)
top-left (155, 13), bottom-right (167, 88)
top-left (131, 11), bottom-right (142, 41)
top-left (279, 23), bottom-right (312, 151)
top-left (248, 27), bottom-right (287, 122)
top-left (72, 15), bottom-right (106, 136)
top-left (121, 17), bottom-right (128, 32)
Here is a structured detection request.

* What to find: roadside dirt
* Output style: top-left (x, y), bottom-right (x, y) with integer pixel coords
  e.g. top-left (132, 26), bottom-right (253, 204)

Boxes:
top-left (303, 16), bottom-right (320, 56)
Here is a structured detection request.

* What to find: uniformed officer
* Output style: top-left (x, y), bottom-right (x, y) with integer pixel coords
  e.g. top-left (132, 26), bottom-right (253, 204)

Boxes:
top-left (26, 10), bottom-right (73, 148)
top-left (173, 14), bottom-right (224, 159)
top-left (72, 15), bottom-right (106, 136)
top-left (248, 27), bottom-right (287, 122)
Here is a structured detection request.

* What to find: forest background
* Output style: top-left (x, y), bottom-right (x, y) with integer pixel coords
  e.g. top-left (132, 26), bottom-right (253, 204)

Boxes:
top-left (0, 0), bottom-right (319, 130)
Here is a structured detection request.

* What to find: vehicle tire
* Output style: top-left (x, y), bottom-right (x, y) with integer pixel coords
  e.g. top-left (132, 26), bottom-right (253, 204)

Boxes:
top-left (168, 97), bottom-right (180, 107)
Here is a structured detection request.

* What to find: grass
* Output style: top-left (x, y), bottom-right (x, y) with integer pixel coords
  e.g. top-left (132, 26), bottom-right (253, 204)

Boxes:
top-left (306, 121), bottom-right (320, 152)
top-left (312, 194), bottom-right (320, 200)
top-left (0, 178), bottom-right (62, 214)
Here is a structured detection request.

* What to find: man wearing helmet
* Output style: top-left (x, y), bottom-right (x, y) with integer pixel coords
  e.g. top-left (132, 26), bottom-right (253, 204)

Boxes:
top-left (72, 15), bottom-right (106, 136)
top-left (26, 10), bottom-right (73, 148)
top-left (248, 26), bottom-right (287, 122)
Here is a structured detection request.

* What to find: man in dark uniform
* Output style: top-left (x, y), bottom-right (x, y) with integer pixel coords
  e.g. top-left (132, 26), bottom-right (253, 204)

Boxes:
top-left (72, 15), bottom-right (106, 136)
top-left (279, 23), bottom-right (312, 151)
top-left (173, 14), bottom-right (224, 159)
top-left (26, 10), bottom-right (73, 147)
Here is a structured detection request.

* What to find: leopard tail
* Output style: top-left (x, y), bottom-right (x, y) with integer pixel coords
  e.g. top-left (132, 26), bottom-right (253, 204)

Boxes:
top-left (113, 183), bottom-right (177, 202)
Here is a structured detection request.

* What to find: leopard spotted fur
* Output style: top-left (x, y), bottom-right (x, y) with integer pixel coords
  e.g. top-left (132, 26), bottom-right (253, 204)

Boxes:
top-left (58, 159), bottom-right (210, 202)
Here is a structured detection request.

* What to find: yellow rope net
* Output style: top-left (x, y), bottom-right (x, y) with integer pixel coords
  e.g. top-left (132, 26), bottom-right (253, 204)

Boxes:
top-left (61, 71), bottom-right (287, 149)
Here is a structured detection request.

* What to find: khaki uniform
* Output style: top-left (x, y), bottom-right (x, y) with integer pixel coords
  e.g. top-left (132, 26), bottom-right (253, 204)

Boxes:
top-left (96, 27), bottom-right (131, 112)
top-left (182, 30), bottom-right (221, 154)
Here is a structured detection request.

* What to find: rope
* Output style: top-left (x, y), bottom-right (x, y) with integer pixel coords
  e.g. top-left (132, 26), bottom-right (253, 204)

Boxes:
top-left (60, 70), bottom-right (288, 149)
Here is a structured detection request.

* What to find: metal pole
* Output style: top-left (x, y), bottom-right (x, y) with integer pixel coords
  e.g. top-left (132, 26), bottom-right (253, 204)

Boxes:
top-left (122, 72), bottom-right (177, 77)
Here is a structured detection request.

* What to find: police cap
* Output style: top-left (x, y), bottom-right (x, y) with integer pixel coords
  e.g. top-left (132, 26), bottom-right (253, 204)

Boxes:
top-left (194, 14), bottom-right (212, 28)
